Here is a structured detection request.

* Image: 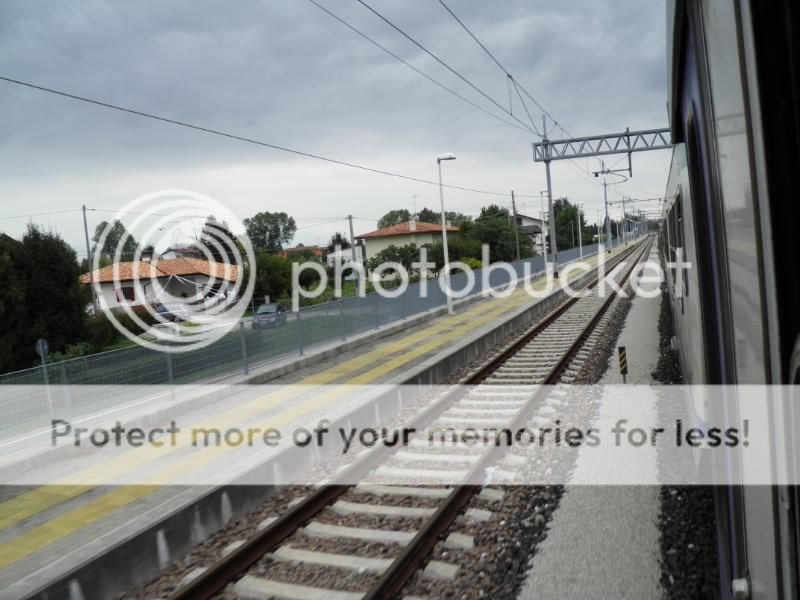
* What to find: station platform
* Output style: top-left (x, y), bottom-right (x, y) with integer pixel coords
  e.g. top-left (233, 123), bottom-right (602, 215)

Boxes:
top-left (0, 243), bottom-right (640, 599)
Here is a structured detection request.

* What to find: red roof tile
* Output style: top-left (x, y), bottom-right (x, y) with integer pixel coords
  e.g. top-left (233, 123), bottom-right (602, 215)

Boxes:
top-left (80, 258), bottom-right (238, 284)
top-left (355, 221), bottom-right (458, 239)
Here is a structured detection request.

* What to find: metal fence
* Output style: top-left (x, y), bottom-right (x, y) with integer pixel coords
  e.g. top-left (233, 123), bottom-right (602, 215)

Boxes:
top-left (0, 240), bottom-right (627, 435)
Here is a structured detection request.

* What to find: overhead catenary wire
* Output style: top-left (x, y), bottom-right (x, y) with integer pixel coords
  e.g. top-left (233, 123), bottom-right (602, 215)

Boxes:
top-left (434, 1), bottom-right (604, 190)
top-left (0, 75), bottom-right (540, 198)
top-left (0, 208), bottom-right (81, 221)
top-left (306, 0), bottom-right (531, 134)
top-left (436, 0), bottom-right (559, 132)
top-left (354, 0), bottom-right (535, 134)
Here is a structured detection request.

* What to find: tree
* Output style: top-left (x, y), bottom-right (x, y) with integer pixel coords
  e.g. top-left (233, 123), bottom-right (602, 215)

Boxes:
top-left (244, 211), bottom-right (296, 252)
top-left (551, 198), bottom-right (589, 250)
top-left (0, 226), bottom-right (88, 372)
top-left (417, 207), bottom-right (471, 226)
top-left (366, 243), bottom-right (420, 274)
top-left (0, 235), bottom-right (26, 372)
top-left (92, 220), bottom-right (138, 258)
top-left (427, 236), bottom-right (482, 271)
top-left (253, 252), bottom-right (292, 304)
top-left (327, 232), bottom-right (351, 252)
top-left (197, 215), bottom-right (242, 264)
top-left (468, 204), bottom-right (533, 262)
top-left (377, 209), bottom-right (411, 229)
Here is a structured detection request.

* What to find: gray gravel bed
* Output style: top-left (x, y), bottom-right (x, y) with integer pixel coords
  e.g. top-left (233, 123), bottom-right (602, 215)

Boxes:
top-left (121, 486), bottom-right (313, 599)
top-left (285, 534), bottom-right (400, 558)
top-left (314, 509), bottom-right (423, 532)
top-left (248, 558), bottom-right (381, 593)
top-left (653, 272), bottom-right (719, 598)
top-left (344, 488), bottom-right (445, 509)
top-left (400, 295), bottom-right (636, 599)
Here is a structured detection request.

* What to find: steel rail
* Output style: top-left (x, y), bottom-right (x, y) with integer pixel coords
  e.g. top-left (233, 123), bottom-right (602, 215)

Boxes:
top-left (170, 238), bottom-right (651, 600)
top-left (363, 236), bottom-right (654, 599)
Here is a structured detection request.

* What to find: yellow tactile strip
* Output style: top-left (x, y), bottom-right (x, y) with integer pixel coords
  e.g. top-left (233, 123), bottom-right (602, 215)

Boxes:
top-left (0, 249), bottom-right (617, 568)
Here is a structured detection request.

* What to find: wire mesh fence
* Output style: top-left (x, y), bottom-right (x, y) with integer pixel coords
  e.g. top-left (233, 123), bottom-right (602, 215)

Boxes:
top-left (0, 241), bottom-right (617, 435)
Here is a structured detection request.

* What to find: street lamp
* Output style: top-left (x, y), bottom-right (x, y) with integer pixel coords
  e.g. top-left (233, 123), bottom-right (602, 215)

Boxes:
top-left (437, 153), bottom-right (456, 314)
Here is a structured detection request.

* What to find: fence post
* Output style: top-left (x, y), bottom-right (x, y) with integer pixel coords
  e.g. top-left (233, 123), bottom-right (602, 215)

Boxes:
top-left (239, 321), bottom-right (249, 375)
top-left (60, 362), bottom-right (72, 416)
top-left (296, 309), bottom-right (304, 356)
top-left (339, 299), bottom-right (346, 341)
top-left (41, 358), bottom-right (54, 419)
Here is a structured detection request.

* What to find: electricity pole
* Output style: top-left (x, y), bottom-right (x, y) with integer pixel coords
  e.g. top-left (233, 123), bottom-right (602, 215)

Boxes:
top-left (347, 214), bottom-right (357, 263)
top-left (621, 195), bottom-right (627, 244)
top-left (82, 205), bottom-right (97, 314)
top-left (511, 190), bottom-right (520, 262)
top-left (543, 116), bottom-right (558, 275)
top-left (533, 125), bottom-right (671, 255)
top-left (601, 162), bottom-right (611, 251)
top-left (347, 214), bottom-right (359, 293)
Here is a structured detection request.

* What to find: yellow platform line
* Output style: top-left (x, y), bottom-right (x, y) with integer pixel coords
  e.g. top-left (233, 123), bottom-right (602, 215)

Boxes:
top-left (0, 269), bottom-right (546, 530)
top-left (0, 287), bottom-right (537, 567)
top-left (1, 250), bottom-right (615, 531)
top-left (0, 291), bottom-right (496, 529)
top-left (0, 249), bottom-right (619, 566)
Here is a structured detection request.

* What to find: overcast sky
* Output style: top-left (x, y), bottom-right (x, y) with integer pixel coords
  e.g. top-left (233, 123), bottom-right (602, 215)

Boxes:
top-left (0, 0), bottom-right (668, 255)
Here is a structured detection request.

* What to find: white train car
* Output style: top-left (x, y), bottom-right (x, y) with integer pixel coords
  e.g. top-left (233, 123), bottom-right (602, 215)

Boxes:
top-left (664, 0), bottom-right (800, 598)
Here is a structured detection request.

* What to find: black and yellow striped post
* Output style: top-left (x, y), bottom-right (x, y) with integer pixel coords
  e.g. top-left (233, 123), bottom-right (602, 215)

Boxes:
top-left (618, 346), bottom-right (628, 383)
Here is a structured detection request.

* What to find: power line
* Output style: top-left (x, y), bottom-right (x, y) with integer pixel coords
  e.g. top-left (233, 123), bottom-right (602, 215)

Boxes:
top-left (436, 0), bottom-right (559, 132)
top-left (433, 1), bottom-right (602, 188)
top-left (88, 208), bottom-right (210, 219)
top-left (295, 217), bottom-right (349, 230)
top-left (0, 75), bottom-right (524, 197)
top-left (306, 0), bottom-right (530, 134)
top-left (0, 208), bottom-right (80, 221)
top-left (510, 78), bottom-right (539, 134)
top-left (354, 0), bottom-right (534, 134)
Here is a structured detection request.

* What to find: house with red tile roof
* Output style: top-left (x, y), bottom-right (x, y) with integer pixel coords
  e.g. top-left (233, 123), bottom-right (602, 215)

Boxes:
top-left (355, 220), bottom-right (458, 261)
top-left (80, 258), bottom-right (238, 310)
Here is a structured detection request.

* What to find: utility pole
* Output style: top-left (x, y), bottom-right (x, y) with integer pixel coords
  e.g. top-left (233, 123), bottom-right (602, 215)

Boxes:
top-left (601, 162), bottom-right (611, 252)
top-left (82, 205), bottom-right (96, 314)
top-left (538, 190), bottom-right (547, 257)
top-left (347, 214), bottom-right (359, 293)
top-left (595, 209), bottom-right (601, 246)
top-left (347, 215), bottom-right (357, 263)
top-left (436, 153), bottom-right (457, 314)
top-left (534, 125), bottom-right (671, 255)
top-left (510, 190), bottom-right (520, 262)
top-left (621, 195), bottom-right (627, 244)
top-left (576, 205), bottom-right (583, 259)
top-left (543, 116), bottom-right (558, 275)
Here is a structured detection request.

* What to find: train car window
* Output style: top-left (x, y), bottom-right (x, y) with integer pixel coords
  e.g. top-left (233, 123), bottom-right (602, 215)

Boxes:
top-left (675, 195), bottom-right (688, 299)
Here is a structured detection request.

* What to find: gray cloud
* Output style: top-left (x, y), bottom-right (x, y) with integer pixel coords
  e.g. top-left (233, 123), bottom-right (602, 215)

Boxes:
top-left (0, 0), bottom-right (668, 249)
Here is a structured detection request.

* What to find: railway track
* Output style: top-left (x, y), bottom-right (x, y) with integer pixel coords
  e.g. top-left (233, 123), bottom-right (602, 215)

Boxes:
top-left (170, 238), bottom-right (654, 600)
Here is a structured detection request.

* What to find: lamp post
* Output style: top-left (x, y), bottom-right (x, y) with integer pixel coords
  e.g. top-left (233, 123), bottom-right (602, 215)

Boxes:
top-left (437, 153), bottom-right (456, 314)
